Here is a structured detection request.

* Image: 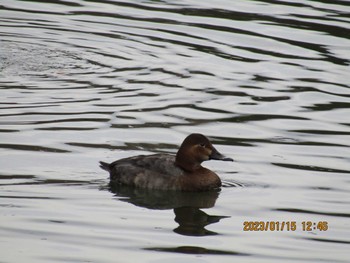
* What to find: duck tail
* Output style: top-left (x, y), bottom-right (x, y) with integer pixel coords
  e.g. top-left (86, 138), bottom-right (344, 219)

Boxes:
top-left (99, 161), bottom-right (111, 172)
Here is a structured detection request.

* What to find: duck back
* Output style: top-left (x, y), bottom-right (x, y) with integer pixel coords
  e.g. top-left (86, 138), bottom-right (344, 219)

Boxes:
top-left (102, 154), bottom-right (184, 190)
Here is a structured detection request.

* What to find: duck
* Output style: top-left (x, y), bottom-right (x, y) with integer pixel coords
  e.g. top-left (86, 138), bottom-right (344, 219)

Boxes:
top-left (99, 133), bottom-right (233, 191)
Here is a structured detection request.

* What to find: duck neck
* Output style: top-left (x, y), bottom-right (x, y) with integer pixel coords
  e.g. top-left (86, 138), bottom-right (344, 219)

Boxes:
top-left (175, 151), bottom-right (202, 172)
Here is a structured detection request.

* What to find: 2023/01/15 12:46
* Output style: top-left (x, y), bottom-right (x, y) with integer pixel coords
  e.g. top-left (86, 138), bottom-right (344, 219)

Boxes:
top-left (243, 221), bottom-right (328, 231)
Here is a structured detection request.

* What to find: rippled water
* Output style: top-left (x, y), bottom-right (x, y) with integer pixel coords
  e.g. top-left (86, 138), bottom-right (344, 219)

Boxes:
top-left (1, 0), bottom-right (349, 262)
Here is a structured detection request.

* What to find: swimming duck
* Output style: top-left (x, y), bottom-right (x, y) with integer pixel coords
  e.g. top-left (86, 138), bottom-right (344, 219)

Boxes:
top-left (99, 133), bottom-right (233, 191)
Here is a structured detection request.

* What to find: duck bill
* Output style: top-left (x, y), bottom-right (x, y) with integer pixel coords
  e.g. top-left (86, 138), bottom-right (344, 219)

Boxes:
top-left (209, 148), bottom-right (233, 162)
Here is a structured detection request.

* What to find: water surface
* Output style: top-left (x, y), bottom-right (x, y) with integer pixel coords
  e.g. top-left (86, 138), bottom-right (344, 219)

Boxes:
top-left (1, 0), bottom-right (349, 262)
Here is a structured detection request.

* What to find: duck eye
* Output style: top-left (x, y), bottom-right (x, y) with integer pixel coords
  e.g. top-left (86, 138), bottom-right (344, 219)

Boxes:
top-left (199, 143), bottom-right (206, 147)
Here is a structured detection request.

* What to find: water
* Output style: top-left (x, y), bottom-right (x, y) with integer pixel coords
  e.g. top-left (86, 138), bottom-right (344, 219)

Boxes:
top-left (1, 0), bottom-right (349, 262)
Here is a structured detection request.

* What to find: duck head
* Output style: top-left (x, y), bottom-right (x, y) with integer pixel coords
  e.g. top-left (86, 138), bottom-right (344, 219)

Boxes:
top-left (175, 133), bottom-right (233, 172)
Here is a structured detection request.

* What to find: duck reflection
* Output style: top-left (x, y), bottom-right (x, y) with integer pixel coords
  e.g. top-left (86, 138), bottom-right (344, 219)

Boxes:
top-left (109, 184), bottom-right (229, 236)
top-left (173, 207), bottom-right (229, 236)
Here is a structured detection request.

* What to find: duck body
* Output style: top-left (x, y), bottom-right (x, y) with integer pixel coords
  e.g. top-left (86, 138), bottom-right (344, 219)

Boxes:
top-left (100, 133), bottom-right (233, 192)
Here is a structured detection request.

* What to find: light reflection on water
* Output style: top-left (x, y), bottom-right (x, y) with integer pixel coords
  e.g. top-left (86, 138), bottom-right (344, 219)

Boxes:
top-left (0, 0), bottom-right (349, 262)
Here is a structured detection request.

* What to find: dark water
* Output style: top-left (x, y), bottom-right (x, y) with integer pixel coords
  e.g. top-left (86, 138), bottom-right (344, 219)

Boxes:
top-left (1, 0), bottom-right (349, 262)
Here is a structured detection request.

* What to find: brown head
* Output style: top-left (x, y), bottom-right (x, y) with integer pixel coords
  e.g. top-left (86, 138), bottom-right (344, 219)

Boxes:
top-left (175, 133), bottom-right (233, 172)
